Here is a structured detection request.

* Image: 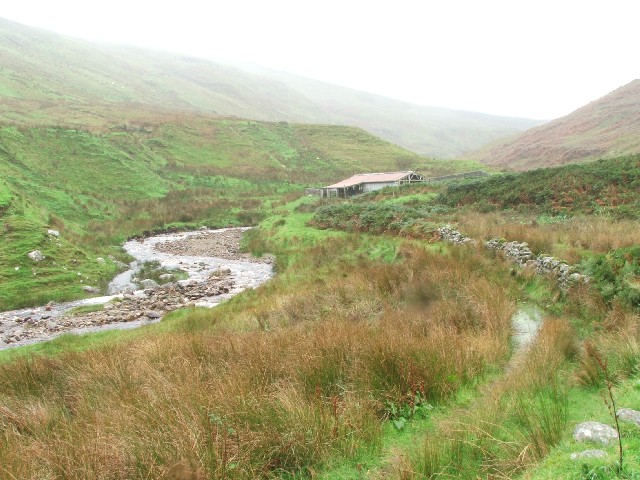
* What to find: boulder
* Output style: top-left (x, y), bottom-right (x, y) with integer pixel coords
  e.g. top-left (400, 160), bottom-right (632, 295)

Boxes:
top-left (146, 311), bottom-right (162, 319)
top-left (47, 229), bottom-right (60, 237)
top-left (570, 449), bottom-right (607, 460)
top-left (82, 286), bottom-right (100, 294)
top-left (28, 250), bottom-right (45, 262)
top-left (96, 257), bottom-right (106, 264)
top-left (573, 421), bottom-right (618, 445)
top-left (617, 408), bottom-right (640, 427)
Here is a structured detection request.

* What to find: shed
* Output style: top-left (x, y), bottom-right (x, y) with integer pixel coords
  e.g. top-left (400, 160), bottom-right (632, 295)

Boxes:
top-left (321, 171), bottom-right (426, 198)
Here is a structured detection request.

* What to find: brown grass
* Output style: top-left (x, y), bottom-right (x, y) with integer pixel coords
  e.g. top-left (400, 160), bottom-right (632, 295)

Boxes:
top-left (0, 244), bottom-right (516, 478)
top-left (406, 318), bottom-right (576, 479)
top-left (577, 306), bottom-right (640, 387)
top-left (456, 212), bottom-right (640, 257)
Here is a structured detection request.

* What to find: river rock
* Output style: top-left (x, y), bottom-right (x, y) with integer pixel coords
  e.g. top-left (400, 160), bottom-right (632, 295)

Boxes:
top-left (617, 408), bottom-right (640, 427)
top-left (146, 311), bottom-right (162, 319)
top-left (28, 250), bottom-right (45, 262)
top-left (570, 449), bottom-right (607, 460)
top-left (140, 279), bottom-right (159, 289)
top-left (573, 421), bottom-right (618, 445)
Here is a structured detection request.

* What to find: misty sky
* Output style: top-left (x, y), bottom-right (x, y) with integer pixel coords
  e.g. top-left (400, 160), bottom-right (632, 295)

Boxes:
top-left (2, 0), bottom-right (638, 119)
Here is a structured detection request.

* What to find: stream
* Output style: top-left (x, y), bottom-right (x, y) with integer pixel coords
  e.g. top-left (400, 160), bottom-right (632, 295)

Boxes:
top-left (511, 304), bottom-right (544, 349)
top-left (0, 228), bottom-right (274, 350)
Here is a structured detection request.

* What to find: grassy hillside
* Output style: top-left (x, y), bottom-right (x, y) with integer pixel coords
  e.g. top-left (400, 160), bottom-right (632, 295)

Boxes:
top-left (0, 17), bottom-right (541, 158)
top-left (0, 117), bottom-right (481, 310)
top-left (470, 80), bottom-right (640, 169)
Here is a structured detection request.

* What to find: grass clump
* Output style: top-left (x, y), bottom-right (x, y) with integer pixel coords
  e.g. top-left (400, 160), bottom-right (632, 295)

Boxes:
top-left (64, 303), bottom-right (105, 316)
top-left (133, 260), bottom-right (188, 287)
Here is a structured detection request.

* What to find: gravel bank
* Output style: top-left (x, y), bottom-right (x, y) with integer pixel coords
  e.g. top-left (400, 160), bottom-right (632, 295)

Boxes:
top-left (155, 228), bottom-right (273, 263)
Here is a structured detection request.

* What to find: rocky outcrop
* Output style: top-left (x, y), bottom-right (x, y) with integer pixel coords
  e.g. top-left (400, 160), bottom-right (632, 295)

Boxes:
top-left (618, 408), bottom-right (640, 427)
top-left (571, 449), bottom-right (607, 460)
top-left (570, 449), bottom-right (607, 460)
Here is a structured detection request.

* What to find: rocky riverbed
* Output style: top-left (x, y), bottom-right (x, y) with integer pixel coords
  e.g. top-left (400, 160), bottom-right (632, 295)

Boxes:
top-left (155, 229), bottom-right (272, 263)
top-left (0, 228), bottom-right (273, 350)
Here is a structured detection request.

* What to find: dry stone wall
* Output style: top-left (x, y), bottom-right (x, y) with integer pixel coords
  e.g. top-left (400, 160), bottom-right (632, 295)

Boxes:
top-left (437, 225), bottom-right (589, 288)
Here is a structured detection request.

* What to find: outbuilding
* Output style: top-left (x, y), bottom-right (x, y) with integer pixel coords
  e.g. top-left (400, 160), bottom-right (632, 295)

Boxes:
top-left (321, 171), bottom-right (426, 198)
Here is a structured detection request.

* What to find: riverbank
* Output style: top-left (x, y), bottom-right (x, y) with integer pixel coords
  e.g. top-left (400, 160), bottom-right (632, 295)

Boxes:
top-left (0, 228), bottom-right (273, 350)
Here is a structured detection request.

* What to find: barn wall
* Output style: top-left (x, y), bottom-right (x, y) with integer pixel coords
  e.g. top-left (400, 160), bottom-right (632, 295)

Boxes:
top-left (363, 181), bottom-right (397, 192)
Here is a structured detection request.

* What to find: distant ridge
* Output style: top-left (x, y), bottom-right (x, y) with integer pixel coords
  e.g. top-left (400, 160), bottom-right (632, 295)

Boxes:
top-left (470, 80), bottom-right (640, 169)
top-left (0, 17), bottom-right (541, 158)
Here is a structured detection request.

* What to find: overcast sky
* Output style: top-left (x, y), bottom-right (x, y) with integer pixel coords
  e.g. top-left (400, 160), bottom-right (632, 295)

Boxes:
top-left (2, 0), bottom-right (638, 119)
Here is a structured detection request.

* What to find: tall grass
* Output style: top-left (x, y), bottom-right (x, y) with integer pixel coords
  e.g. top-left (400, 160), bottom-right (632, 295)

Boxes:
top-left (0, 242), bottom-right (516, 478)
top-left (456, 213), bottom-right (640, 257)
top-left (408, 319), bottom-right (575, 478)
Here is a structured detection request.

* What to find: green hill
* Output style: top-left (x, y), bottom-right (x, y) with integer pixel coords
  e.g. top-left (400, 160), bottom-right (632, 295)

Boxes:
top-left (0, 17), bottom-right (541, 158)
top-left (0, 117), bottom-right (481, 310)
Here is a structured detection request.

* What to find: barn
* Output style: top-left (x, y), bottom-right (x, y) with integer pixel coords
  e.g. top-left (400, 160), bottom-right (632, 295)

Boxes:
top-left (321, 171), bottom-right (426, 198)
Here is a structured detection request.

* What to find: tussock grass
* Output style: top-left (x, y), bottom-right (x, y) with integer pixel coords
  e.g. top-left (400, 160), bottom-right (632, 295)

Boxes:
top-left (457, 212), bottom-right (640, 256)
top-left (0, 240), bottom-right (516, 478)
top-left (407, 319), bottom-right (576, 479)
top-left (577, 306), bottom-right (640, 388)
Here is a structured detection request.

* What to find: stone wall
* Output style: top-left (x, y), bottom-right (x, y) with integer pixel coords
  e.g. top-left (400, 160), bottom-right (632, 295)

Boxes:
top-left (437, 225), bottom-right (589, 288)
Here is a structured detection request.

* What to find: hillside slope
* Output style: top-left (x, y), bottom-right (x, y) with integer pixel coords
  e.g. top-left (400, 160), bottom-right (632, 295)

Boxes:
top-left (0, 118), bottom-right (479, 310)
top-left (470, 80), bottom-right (640, 169)
top-left (0, 17), bottom-right (541, 158)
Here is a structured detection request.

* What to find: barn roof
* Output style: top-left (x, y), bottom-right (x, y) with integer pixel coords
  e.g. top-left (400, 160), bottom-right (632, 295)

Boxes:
top-left (325, 171), bottom-right (415, 189)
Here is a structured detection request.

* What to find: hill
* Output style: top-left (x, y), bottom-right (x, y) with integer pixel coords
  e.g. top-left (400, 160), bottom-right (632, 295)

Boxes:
top-left (0, 17), bottom-right (541, 158)
top-left (0, 117), bottom-right (481, 310)
top-left (470, 80), bottom-right (640, 169)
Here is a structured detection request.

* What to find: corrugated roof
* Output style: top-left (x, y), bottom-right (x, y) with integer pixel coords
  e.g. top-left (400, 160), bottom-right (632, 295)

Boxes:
top-left (325, 171), bottom-right (414, 189)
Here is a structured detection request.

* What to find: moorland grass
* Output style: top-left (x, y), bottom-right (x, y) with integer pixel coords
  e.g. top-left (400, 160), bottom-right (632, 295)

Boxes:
top-left (0, 233), bottom-right (518, 478)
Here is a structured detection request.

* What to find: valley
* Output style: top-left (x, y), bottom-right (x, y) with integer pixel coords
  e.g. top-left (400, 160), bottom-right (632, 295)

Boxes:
top-left (0, 15), bottom-right (638, 480)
